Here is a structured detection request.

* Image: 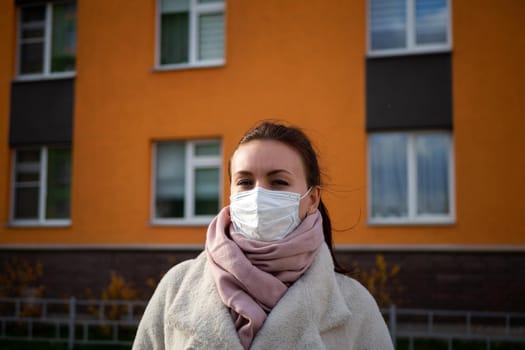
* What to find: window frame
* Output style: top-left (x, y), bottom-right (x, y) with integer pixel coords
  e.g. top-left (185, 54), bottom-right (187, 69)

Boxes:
top-left (151, 139), bottom-right (223, 226)
top-left (155, 0), bottom-right (225, 71)
top-left (367, 0), bottom-right (452, 57)
top-left (9, 146), bottom-right (72, 227)
top-left (367, 130), bottom-right (455, 225)
top-left (16, 2), bottom-right (77, 81)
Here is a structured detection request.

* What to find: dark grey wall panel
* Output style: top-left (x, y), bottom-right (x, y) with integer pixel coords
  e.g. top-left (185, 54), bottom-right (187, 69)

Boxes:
top-left (366, 53), bottom-right (452, 130)
top-left (9, 78), bottom-right (74, 146)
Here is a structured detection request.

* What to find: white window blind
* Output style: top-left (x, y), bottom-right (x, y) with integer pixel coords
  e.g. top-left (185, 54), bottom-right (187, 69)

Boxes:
top-left (198, 13), bottom-right (224, 60)
top-left (370, 0), bottom-right (406, 51)
top-left (415, 0), bottom-right (448, 45)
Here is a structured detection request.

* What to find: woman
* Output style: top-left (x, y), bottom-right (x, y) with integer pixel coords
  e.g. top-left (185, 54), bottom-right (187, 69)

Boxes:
top-left (133, 121), bottom-right (394, 349)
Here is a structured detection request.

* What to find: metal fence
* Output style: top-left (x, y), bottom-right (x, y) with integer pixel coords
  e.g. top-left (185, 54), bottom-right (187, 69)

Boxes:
top-left (1, 297), bottom-right (525, 349)
top-left (383, 305), bottom-right (525, 350)
top-left (0, 297), bottom-right (147, 349)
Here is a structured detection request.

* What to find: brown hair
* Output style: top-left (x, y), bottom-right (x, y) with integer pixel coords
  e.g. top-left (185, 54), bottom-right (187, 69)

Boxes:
top-left (230, 120), bottom-right (347, 274)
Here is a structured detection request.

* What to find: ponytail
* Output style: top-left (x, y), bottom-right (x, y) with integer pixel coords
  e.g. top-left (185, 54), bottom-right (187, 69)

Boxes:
top-left (318, 199), bottom-right (347, 274)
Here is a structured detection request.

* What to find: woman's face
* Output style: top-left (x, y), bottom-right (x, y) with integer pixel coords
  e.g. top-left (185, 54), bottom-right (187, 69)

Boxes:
top-left (230, 139), bottom-right (320, 219)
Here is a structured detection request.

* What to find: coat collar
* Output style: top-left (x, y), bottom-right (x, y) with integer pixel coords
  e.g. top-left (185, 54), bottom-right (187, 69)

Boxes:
top-left (168, 243), bottom-right (351, 349)
top-left (251, 244), bottom-right (352, 348)
top-left (168, 255), bottom-right (244, 349)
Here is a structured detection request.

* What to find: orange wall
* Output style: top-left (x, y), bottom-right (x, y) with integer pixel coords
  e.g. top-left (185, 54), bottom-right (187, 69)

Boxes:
top-left (1, 0), bottom-right (524, 247)
top-left (451, 0), bottom-right (525, 245)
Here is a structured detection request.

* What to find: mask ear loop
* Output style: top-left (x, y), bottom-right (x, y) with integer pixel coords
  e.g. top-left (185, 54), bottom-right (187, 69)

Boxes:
top-left (300, 187), bottom-right (313, 200)
top-left (302, 186), bottom-right (321, 215)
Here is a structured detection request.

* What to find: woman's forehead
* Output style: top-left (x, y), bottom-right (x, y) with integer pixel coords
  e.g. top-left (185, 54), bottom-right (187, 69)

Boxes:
top-left (231, 140), bottom-right (305, 175)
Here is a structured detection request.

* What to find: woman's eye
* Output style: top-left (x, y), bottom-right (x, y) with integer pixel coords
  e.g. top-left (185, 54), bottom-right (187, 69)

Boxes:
top-left (236, 179), bottom-right (252, 187)
top-left (272, 179), bottom-right (289, 186)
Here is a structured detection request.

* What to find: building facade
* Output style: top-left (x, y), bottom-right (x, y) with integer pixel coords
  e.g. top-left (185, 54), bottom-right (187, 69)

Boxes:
top-left (1, 0), bottom-right (524, 310)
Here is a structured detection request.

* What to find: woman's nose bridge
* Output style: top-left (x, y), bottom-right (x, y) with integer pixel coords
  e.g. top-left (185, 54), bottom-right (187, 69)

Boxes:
top-left (254, 179), bottom-right (270, 190)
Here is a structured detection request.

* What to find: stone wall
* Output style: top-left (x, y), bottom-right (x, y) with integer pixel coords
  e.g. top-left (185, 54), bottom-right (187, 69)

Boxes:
top-left (336, 250), bottom-right (525, 311)
top-left (1, 249), bottom-right (523, 312)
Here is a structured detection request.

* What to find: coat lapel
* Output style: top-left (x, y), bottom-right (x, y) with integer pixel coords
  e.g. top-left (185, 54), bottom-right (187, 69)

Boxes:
top-left (250, 244), bottom-right (352, 349)
top-left (166, 253), bottom-right (244, 350)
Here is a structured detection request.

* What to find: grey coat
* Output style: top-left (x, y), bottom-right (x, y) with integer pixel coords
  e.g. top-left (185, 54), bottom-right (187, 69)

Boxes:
top-left (133, 244), bottom-right (394, 349)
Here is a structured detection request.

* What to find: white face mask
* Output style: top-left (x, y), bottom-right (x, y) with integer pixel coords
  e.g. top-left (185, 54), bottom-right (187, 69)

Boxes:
top-left (229, 186), bottom-right (312, 241)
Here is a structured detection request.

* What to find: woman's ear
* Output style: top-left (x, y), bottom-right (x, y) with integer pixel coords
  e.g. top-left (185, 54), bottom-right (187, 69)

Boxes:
top-left (308, 186), bottom-right (321, 214)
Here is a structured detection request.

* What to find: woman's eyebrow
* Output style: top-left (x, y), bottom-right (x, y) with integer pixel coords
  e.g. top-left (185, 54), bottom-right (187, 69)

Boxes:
top-left (233, 169), bottom-right (293, 178)
top-left (267, 169), bottom-right (293, 176)
top-left (232, 170), bottom-right (252, 177)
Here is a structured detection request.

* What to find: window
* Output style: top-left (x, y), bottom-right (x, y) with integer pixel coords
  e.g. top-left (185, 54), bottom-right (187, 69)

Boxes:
top-left (157, 0), bottom-right (225, 69)
top-left (368, 131), bottom-right (454, 224)
top-left (153, 140), bottom-right (222, 224)
top-left (10, 146), bottom-right (72, 226)
top-left (17, 2), bottom-right (77, 78)
top-left (368, 0), bottom-right (451, 56)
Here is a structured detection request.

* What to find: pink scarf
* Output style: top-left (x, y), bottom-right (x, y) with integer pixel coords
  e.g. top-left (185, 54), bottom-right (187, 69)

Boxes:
top-left (205, 206), bottom-right (324, 349)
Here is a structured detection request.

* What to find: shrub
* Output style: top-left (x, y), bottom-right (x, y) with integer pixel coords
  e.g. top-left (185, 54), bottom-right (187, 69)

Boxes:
top-left (0, 258), bottom-right (46, 317)
top-left (358, 254), bottom-right (401, 307)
